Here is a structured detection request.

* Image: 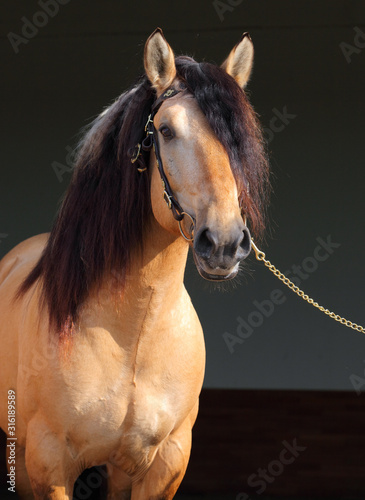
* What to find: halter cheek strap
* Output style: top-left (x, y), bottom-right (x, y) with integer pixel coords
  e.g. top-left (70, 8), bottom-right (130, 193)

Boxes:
top-left (131, 87), bottom-right (186, 222)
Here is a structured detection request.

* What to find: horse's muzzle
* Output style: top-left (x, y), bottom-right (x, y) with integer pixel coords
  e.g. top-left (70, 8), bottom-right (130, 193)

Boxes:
top-left (193, 223), bottom-right (251, 281)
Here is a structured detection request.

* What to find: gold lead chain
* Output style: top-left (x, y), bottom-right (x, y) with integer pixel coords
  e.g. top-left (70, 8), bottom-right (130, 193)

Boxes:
top-left (251, 240), bottom-right (365, 334)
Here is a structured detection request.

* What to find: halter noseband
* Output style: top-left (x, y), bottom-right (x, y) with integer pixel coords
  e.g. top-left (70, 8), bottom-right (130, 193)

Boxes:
top-left (130, 86), bottom-right (195, 241)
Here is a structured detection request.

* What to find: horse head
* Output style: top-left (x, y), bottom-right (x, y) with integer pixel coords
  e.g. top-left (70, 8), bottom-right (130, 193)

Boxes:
top-left (143, 28), bottom-right (268, 281)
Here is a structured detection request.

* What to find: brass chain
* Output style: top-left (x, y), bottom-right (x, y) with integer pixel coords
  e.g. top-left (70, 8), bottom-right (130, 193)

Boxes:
top-left (251, 240), bottom-right (365, 334)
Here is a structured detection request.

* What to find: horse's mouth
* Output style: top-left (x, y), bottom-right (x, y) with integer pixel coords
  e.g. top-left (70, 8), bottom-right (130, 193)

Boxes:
top-left (193, 253), bottom-right (239, 281)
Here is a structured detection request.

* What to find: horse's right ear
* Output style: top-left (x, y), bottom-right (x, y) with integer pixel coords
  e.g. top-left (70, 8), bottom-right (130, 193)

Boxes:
top-left (144, 28), bottom-right (176, 94)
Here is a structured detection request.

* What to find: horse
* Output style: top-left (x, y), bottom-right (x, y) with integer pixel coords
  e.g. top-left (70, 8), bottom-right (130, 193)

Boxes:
top-left (0, 28), bottom-right (269, 499)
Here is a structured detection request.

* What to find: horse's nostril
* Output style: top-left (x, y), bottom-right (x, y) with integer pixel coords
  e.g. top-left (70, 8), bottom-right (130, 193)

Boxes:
top-left (194, 228), bottom-right (218, 259)
top-left (194, 226), bottom-right (251, 263)
top-left (238, 227), bottom-right (251, 259)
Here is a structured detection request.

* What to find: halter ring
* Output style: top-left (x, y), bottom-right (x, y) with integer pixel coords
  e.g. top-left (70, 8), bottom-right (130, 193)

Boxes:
top-left (178, 212), bottom-right (195, 242)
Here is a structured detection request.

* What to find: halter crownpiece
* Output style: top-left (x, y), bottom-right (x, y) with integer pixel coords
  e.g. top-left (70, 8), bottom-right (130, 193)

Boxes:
top-left (142, 87), bottom-right (186, 222)
top-left (130, 87), bottom-right (182, 171)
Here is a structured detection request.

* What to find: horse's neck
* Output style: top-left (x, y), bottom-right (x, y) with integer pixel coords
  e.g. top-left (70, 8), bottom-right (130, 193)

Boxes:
top-left (84, 219), bottom-right (189, 336)
top-left (130, 219), bottom-right (188, 294)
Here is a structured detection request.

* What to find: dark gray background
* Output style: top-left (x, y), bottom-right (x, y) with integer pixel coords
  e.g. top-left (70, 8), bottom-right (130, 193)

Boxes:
top-left (1, 0), bottom-right (364, 390)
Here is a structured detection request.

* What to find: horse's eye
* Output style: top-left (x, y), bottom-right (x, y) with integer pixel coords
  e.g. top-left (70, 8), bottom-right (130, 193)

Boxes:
top-left (159, 126), bottom-right (173, 139)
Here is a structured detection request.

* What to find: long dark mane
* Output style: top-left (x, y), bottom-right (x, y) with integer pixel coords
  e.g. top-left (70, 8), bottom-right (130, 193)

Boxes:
top-left (18, 56), bottom-right (270, 333)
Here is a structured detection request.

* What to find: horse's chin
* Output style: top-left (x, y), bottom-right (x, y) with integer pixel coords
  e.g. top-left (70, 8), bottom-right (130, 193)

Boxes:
top-left (193, 253), bottom-right (239, 282)
top-left (198, 268), bottom-right (238, 281)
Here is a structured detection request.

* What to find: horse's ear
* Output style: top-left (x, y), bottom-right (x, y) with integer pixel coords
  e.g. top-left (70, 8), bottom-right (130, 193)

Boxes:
top-left (221, 32), bottom-right (254, 88)
top-left (144, 28), bottom-right (176, 94)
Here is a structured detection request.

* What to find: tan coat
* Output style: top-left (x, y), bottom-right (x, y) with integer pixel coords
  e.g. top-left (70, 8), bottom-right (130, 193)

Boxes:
top-left (0, 28), bottom-right (257, 499)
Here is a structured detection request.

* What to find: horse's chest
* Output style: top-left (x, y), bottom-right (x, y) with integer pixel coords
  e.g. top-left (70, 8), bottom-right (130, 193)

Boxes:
top-left (59, 312), bottom-right (204, 467)
top-left (70, 385), bottom-right (177, 472)
top-left (119, 390), bottom-right (176, 456)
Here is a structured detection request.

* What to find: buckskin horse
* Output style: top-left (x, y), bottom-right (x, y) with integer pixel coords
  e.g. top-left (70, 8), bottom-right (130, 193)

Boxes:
top-left (0, 28), bottom-right (270, 499)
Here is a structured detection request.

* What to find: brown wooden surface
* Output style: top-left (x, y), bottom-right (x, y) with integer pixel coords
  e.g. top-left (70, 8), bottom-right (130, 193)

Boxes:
top-left (180, 389), bottom-right (365, 497)
top-left (1, 389), bottom-right (365, 498)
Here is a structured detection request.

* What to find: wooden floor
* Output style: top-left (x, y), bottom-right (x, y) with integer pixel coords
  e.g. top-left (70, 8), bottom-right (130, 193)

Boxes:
top-left (1, 389), bottom-right (365, 498)
top-left (181, 389), bottom-right (365, 498)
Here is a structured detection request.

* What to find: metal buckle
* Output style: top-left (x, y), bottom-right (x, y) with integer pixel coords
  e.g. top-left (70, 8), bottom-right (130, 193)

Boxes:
top-left (145, 114), bottom-right (154, 133)
top-left (163, 190), bottom-right (172, 209)
top-left (163, 88), bottom-right (175, 98)
top-left (130, 143), bottom-right (141, 164)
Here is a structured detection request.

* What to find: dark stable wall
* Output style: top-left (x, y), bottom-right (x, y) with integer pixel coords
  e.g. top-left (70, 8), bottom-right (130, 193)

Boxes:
top-left (1, 0), bottom-right (365, 390)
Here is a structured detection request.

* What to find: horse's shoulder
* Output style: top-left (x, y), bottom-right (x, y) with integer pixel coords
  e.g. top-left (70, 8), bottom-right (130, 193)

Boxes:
top-left (8, 233), bottom-right (49, 260)
top-left (0, 234), bottom-right (49, 294)
top-left (0, 233), bottom-right (49, 291)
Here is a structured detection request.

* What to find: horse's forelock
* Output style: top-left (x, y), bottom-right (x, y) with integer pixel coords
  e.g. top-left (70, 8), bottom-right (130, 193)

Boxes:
top-left (175, 56), bottom-right (270, 240)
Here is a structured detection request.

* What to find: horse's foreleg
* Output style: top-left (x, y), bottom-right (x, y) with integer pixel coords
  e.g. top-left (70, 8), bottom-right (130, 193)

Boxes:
top-left (24, 417), bottom-right (77, 500)
top-left (105, 463), bottom-right (131, 499)
top-left (131, 412), bottom-right (195, 500)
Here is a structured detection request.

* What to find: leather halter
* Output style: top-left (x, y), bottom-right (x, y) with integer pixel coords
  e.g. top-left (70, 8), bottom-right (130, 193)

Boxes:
top-left (130, 86), bottom-right (249, 243)
top-left (130, 86), bottom-right (195, 240)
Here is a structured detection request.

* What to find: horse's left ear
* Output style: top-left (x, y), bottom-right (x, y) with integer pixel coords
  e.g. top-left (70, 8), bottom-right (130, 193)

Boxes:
top-left (221, 32), bottom-right (254, 88)
top-left (144, 28), bottom-right (176, 94)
